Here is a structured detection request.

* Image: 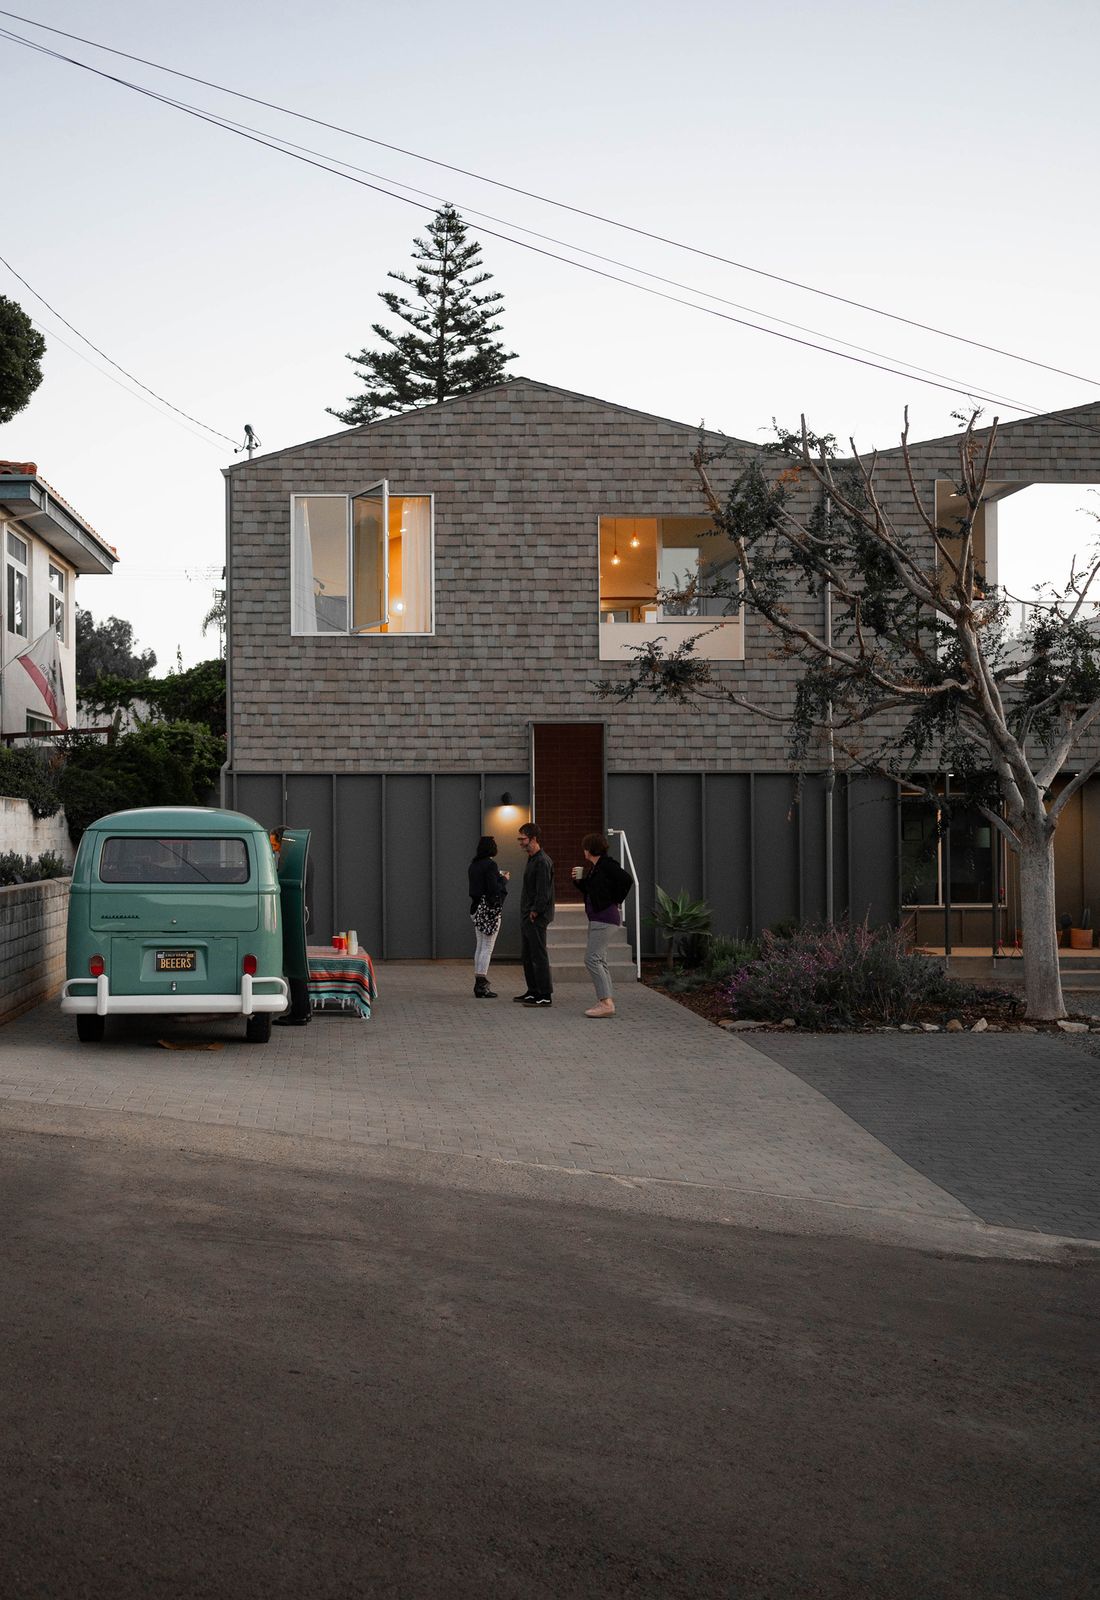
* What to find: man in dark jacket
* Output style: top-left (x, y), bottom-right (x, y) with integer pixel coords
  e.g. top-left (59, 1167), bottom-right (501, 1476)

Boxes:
top-left (515, 822), bottom-right (555, 1006)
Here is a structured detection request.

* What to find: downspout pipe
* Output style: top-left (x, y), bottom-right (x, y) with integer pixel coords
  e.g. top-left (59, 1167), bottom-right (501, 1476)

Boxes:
top-left (823, 491), bottom-right (835, 924)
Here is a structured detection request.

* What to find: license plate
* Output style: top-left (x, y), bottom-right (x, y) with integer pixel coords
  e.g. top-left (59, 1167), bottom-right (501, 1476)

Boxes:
top-left (155, 949), bottom-right (197, 973)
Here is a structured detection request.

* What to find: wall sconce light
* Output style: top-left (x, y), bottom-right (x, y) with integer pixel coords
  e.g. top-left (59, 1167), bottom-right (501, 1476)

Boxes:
top-left (501, 791), bottom-right (513, 805)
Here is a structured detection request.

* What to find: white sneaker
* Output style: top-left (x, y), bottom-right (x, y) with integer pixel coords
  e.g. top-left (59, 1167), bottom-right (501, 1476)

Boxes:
top-left (585, 1000), bottom-right (616, 1018)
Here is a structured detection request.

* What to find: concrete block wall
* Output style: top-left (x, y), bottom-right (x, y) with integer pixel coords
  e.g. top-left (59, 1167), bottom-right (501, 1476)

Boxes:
top-left (0, 876), bottom-right (69, 1024)
top-left (0, 796), bottom-right (74, 865)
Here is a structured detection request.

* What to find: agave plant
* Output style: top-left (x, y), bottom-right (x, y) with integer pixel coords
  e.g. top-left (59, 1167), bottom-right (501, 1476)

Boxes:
top-left (648, 886), bottom-right (711, 974)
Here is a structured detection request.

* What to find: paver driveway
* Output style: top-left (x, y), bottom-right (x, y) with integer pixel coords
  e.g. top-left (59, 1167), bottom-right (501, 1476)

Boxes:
top-left (1, 965), bottom-right (975, 1226)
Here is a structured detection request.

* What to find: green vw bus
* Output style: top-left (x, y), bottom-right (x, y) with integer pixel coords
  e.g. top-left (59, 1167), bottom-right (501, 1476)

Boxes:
top-left (61, 806), bottom-right (290, 1044)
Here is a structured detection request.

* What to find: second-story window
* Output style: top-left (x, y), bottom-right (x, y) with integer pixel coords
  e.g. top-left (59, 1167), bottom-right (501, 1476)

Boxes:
top-left (290, 485), bottom-right (434, 636)
top-left (6, 530), bottom-right (29, 638)
top-left (598, 516), bottom-right (743, 662)
top-left (49, 563), bottom-right (67, 642)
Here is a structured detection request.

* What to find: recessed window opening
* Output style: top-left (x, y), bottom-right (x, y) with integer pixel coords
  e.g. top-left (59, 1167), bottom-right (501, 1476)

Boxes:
top-left (900, 792), bottom-right (1003, 908)
top-left (291, 487), bottom-right (434, 636)
top-left (597, 515), bottom-right (743, 662)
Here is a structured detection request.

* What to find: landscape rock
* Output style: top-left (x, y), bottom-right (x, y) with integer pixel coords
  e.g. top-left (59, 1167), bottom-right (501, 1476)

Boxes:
top-left (971, 1018), bottom-right (988, 1033)
top-left (1056, 1020), bottom-right (1089, 1033)
top-left (920, 1023), bottom-right (941, 1032)
top-left (946, 1019), bottom-right (964, 1032)
top-left (779, 1018), bottom-right (796, 1029)
top-left (1018, 1025), bottom-right (1039, 1033)
top-left (720, 1019), bottom-right (765, 1031)
top-left (899, 1024), bottom-right (917, 1032)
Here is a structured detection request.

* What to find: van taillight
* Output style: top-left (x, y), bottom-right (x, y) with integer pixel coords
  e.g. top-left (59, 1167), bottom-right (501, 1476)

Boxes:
top-left (89, 954), bottom-right (105, 977)
top-left (242, 954), bottom-right (258, 976)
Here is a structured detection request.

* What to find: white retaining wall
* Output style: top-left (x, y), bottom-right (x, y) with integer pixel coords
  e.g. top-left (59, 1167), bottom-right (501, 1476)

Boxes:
top-left (0, 876), bottom-right (69, 1023)
top-left (0, 796), bottom-right (73, 865)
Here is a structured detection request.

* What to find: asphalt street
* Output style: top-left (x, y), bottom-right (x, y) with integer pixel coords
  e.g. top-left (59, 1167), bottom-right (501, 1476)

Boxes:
top-left (2, 1115), bottom-right (1096, 1600)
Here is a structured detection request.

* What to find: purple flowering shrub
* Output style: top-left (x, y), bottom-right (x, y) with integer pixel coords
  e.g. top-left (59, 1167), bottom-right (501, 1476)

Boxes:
top-left (721, 922), bottom-right (977, 1028)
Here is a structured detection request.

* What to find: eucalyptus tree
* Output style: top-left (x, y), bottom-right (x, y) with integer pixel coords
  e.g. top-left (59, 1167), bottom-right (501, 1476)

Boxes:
top-left (598, 413), bottom-right (1100, 1020)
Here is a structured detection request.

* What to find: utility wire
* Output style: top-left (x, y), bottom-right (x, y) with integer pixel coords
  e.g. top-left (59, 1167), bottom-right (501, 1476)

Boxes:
top-left (0, 247), bottom-right (237, 446)
top-left (1, 5), bottom-right (1096, 391)
top-left (0, 25), bottom-right (1081, 428)
top-left (195, 101), bottom-right (1041, 417)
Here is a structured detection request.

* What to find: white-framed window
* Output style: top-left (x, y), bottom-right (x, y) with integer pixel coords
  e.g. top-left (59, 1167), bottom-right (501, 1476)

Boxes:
top-left (290, 484), bottom-right (434, 636)
top-left (6, 530), bottom-right (29, 638)
top-left (26, 713), bottom-right (52, 735)
top-left (49, 562), bottom-right (67, 642)
top-left (598, 516), bottom-right (743, 662)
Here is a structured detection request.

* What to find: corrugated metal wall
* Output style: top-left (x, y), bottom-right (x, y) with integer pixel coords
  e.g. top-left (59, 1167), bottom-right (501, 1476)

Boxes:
top-left (231, 769), bottom-right (898, 960)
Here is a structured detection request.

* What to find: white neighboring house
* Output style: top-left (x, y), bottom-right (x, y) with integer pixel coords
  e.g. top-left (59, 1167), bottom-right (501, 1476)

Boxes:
top-left (0, 460), bottom-right (117, 738)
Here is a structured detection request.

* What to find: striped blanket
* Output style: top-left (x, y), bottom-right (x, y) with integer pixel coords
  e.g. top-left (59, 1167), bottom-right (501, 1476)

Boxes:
top-left (306, 947), bottom-right (378, 1019)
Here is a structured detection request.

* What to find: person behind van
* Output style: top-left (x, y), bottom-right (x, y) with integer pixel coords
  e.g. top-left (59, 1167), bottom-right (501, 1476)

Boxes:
top-left (468, 836), bottom-right (509, 998)
top-left (573, 833), bottom-right (633, 1018)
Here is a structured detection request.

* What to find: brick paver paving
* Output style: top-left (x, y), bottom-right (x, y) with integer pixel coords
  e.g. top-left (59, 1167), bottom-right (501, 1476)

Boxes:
top-left (754, 1034), bottom-right (1100, 1240)
top-left (0, 966), bottom-right (975, 1224)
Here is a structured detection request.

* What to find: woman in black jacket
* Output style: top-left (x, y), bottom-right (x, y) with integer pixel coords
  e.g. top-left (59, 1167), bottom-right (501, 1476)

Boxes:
top-left (468, 836), bottom-right (509, 998)
top-left (573, 832), bottom-right (632, 1018)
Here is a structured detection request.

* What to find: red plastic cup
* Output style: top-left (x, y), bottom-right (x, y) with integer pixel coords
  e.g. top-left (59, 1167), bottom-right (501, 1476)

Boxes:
top-left (331, 935), bottom-right (343, 951)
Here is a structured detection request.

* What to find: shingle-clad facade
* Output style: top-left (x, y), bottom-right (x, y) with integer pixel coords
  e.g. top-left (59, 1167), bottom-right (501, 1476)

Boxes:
top-left (223, 381), bottom-right (1100, 959)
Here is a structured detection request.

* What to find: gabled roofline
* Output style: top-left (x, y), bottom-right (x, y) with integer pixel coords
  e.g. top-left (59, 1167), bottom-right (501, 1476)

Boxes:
top-left (222, 376), bottom-right (758, 475)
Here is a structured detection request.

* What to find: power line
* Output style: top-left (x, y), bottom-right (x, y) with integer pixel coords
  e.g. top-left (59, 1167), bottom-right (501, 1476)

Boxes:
top-left (0, 248), bottom-right (237, 446)
top-left (0, 25), bottom-right (1080, 428)
top-left (1, 5), bottom-right (1096, 392)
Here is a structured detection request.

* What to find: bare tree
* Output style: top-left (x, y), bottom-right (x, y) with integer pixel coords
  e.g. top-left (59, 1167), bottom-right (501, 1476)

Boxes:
top-left (597, 413), bottom-right (1100, 1020)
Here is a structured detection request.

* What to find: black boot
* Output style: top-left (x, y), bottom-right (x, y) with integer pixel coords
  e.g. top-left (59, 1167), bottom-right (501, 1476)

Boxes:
top-left (474, 975), bottom-right (497, 999)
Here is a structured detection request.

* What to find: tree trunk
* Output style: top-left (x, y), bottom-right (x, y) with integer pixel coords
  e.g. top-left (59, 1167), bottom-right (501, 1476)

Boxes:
top-left (1016, 829), bottom-right (1066, 1020)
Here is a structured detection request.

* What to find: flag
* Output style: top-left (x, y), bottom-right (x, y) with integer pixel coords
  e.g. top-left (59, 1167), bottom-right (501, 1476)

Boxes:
top-left (15, 626), bottom-right (68, 729)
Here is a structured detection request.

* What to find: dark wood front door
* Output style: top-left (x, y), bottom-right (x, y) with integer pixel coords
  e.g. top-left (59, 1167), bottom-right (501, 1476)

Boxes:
top-left (532, 723), bottom-right (605, 898)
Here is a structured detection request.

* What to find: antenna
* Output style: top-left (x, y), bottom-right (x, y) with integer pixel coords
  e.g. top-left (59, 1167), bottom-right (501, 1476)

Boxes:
top-left (235, 423), bottom-right (262, 460)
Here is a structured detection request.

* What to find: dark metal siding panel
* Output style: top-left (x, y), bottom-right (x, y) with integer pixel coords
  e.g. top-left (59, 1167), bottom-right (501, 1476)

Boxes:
top-left (434, 775), bottom-right (483, 958)
top-left (799, 776), bottom-right (828, 923)
top-left (753, 775), bottom-right (800, 931)
top-left (703, 774), bottom-right (753, 937)
top-left (847, 777), bottom-right (898, 927)
top-left (286, 775), bottom-right (334, 941)
top-left (233, 774), bottom-right (284, 833)
top-left (655, 775), bottom-right (704, 904)
top-left (334, 776), bottom-right (383, 957)
top-left (384, 776), bottom-right (433, 957)
top-left (607, 773), bottom-right (656, 955)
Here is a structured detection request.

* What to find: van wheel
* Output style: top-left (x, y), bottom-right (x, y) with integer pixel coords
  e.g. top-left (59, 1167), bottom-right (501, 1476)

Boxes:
top-left (245, 1014), bottom-right (272, 1044)
top-left (76, 1015), bottom-right (105, 1043)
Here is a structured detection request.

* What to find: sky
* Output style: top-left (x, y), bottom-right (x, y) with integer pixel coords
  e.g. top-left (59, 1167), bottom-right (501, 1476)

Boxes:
top-left (1, 0), bottom-right (1098, 671)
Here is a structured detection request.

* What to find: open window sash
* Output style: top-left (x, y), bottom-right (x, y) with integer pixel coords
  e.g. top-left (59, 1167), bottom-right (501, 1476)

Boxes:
top-left (351, 480), bottom-right (388, 632)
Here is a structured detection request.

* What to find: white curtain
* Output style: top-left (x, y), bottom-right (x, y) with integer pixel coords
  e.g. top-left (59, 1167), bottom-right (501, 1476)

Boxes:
top-left (400, 497), bottom-right (432, 633)
top-left (292, 500), bottom-right (319, 634)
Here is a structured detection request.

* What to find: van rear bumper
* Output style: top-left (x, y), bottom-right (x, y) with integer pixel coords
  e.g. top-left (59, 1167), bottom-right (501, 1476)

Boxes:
top-left (61, 973), bottom-right (290, 1017)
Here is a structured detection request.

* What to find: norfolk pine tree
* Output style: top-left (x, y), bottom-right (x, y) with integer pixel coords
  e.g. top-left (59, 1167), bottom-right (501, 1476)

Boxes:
top-left (0, 295), bottom-right (46, 423)
top-left (328, 204), bottom-right (515, 425)
top-left (597, 412), bottom-right (1100, 1021)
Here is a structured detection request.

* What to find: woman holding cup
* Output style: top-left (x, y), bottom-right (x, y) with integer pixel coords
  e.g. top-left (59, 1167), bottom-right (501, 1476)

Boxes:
top-left (467, 836), bottom-right (509, 998)
top-left (573, 833), bottom-right (633, 1018)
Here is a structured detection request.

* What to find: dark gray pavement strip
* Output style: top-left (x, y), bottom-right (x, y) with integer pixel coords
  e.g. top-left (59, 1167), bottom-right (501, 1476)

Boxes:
top-left (2, 1121), bottom-right (1097, 1600)
top-left (752, 1034), bottom-right (1100, 1240)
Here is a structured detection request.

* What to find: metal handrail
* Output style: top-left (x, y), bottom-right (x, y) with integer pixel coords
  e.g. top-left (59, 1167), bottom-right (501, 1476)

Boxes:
top-left (608, 827), bottom-right (642, 979)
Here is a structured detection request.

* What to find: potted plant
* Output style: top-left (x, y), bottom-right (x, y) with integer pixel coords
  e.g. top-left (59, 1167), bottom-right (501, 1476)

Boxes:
top-left (1069, 906), bottom-right (1094, 950)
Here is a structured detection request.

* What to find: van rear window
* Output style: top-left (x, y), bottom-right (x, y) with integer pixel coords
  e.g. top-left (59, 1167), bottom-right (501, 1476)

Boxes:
top-left (100, 837), bottom-right (250, 885)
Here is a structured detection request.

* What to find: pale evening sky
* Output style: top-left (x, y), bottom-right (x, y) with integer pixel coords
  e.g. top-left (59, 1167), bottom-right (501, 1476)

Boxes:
top-left (1, 0), bottom-right (1098, 672)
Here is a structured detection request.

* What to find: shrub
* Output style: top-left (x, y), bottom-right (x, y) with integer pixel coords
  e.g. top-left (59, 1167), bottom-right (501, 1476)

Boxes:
top-left (721, 922), bottom-right (987, 1029)
top-left (0, 744), bottom-right (61, 819)
top-left (704, 933), bottom-right (761, 982)
top-left (59, 720), bottom-right (224, 840)
top-left (0, 849), bottom-right (69, 886)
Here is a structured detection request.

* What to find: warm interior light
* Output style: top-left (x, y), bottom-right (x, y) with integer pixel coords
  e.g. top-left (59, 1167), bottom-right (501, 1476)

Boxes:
top-left (610, 525), bottom-right (621, 566)
top-left (629, 518), bottom-right (641, 549)
top-left (392, 598), bottom-right (405, 614)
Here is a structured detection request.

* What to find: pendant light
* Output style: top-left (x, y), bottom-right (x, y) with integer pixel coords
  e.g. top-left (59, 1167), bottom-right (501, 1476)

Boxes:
top-left (610, 525), bottom-right (621, 567)
top-left (629, 519), bottom-right (641, 550)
